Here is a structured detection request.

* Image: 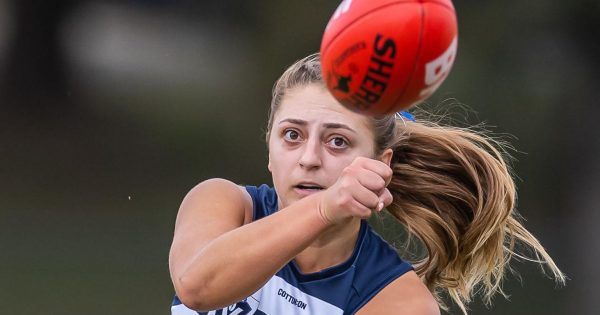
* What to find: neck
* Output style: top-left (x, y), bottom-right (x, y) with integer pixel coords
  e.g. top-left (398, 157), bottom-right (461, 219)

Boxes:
top-left (294, 218), bottom-right (361, 274)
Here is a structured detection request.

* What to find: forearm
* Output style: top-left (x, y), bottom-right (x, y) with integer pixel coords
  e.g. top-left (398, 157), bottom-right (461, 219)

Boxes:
top-left (173, 193), bottom-right (330, 310)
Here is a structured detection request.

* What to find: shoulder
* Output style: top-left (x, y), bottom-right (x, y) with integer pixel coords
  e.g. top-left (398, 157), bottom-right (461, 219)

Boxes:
top-left (355, 271), bottom-right (440, 315)
top-left (180, 178), bottom-right (253, 225)
top-left (185, 178), bottom-right (251, 206)
top-left (189, 177), bottom-right (245, 192)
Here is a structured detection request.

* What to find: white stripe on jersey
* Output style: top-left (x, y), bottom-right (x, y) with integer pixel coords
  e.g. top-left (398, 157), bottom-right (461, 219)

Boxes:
top-left (255, 275), bottom-right (343, 315)
top-left (171, 303), bottom-right (200, 315)
top-left (172, 275), bottom-right (344, 315)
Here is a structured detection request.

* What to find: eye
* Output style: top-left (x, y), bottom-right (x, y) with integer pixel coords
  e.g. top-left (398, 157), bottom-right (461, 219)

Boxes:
top-left (326, 136), bottom-right (349, 149)
top-left (283, 129), bottom-right (301, 141)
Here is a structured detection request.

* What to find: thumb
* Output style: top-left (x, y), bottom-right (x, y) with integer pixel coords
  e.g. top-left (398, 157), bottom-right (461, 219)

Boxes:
top-left (376, 188), bottom-right (393, 211)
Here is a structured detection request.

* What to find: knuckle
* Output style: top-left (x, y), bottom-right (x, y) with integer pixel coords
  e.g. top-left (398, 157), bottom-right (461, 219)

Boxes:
top-left (376, 176), bottom-right (386, 189)
top-left (342, 165), bottom-right (356, 177)
top-left (339, 194), bottom-right (351, 207)
top-left (340, 178), bottom-right (353, 190)
top-left (385, 168), bottom-right (393, 178)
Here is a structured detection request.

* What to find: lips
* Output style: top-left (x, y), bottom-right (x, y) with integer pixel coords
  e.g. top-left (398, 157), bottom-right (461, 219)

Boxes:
top-left (293, 182), bottom-right (325, 197)
top-left (294, 185), bottom-right (323, 190)
top-left (294, 182), bottom-right (325, 191)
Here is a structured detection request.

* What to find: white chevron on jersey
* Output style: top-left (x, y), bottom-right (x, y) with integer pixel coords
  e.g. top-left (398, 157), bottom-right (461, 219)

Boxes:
top-left (171, 303), bottom-right (200, 315)
top-left (253, 275), bottom-right (343, 315)
top-left (171, 275), bottom-right (343, 315)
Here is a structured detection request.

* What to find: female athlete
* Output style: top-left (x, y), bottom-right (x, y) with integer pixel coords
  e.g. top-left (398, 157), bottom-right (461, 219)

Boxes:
top-left (168, 54), bottom-right (565, 315)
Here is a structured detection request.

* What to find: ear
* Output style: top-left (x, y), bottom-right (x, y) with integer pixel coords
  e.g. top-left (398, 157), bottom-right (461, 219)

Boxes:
top-left (380, 148), bottom-right (393, 167)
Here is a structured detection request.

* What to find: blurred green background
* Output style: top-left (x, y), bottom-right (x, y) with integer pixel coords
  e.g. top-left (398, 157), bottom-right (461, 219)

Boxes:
top-left (1, 0), bottom-right (598, 314)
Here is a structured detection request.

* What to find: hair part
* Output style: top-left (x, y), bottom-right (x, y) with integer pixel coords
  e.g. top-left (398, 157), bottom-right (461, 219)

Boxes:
top-left (266, 53), bottom-right (322, 143)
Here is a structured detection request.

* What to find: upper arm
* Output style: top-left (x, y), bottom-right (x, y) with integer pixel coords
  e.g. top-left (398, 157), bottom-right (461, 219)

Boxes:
top-left (168, 178), bottom-right (253, 281)
top-left (355, 271), bottom-right (440, 315)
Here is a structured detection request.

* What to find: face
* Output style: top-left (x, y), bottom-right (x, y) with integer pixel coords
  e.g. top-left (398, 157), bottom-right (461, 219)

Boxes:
top-left (267, 84), bottom-right (388, 209)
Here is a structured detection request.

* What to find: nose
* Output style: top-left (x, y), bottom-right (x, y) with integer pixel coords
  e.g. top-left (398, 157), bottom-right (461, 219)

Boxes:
top-left (298, 137), bottom-right (322, 170)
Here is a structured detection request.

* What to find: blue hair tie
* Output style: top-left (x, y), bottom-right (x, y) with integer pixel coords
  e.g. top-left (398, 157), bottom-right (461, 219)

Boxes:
top-left (396, 111), bottom-right (415, 122)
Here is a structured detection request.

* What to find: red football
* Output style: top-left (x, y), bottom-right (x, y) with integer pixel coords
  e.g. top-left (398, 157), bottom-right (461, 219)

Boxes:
top-left (320, 0), bottom-right (458, 116)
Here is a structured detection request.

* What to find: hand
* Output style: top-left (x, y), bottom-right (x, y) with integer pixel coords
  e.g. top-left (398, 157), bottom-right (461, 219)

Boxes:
top-left (318, 157), bottom-right (394, 224)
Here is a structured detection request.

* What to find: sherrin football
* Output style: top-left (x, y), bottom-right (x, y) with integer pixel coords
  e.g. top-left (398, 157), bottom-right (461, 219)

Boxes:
top-left (320, 0), bottom-right (458, 115)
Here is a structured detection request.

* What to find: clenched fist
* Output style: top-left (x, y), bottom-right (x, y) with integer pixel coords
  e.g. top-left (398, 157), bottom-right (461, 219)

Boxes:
top-left (317, 157), bottom-right (394, 224)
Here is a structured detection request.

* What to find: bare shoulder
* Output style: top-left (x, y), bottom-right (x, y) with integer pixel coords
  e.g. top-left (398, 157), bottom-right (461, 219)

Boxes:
top-left (184, 178), bottom-right (250, 205)
top-left (356, 271), bottom-right (440, 315)
top-left (177, 178), bottom-right (253, 225)
top-left (170, 178), bottom-right (253, 263)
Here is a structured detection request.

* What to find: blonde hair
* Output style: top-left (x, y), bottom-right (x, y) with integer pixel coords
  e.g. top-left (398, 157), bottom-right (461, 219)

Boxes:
top-left (266, 53), bottom-right (566, 314)
top-left (265, 53), bottom-right (323, 143)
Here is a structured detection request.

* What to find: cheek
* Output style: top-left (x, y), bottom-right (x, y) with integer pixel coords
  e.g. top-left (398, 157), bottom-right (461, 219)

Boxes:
top-left (267, 146), bottom-right (290, 176)
top-left (323, 154), bottom-right (355, 177)
top-left (266, 135), bottom-right (278, 173)
top-left (267, 150), bottom-right (273, 172)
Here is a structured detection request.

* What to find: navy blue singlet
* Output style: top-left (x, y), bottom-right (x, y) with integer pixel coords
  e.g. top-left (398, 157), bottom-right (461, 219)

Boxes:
top-left (171, 184), bottom-right (413, 315)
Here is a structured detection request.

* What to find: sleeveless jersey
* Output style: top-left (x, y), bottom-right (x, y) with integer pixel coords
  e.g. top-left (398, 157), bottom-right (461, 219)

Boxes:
top-left (171, 184), bottom-right (413, 315)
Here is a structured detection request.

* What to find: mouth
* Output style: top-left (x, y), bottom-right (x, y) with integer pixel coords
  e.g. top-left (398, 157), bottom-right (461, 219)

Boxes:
top-left (295, 184), bottom-right (324, 190)
top-left (293, 182), bottom-right (325, 195)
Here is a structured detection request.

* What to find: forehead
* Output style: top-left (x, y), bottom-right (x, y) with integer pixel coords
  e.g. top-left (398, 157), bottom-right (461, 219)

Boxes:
top-left (274, 84), bottom-right (373, 131)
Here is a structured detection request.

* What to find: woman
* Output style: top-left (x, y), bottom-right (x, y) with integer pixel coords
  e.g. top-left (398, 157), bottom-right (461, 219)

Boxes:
top-left (169, 54), bottom-right (565, 315)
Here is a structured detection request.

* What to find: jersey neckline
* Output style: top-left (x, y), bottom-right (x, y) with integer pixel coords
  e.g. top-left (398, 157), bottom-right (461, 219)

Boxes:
top-left (287, 220), bottom-right (367, 283)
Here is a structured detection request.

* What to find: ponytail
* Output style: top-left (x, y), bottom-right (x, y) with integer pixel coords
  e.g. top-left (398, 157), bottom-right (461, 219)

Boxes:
top-left (383, 121), bottom-right (565, 314)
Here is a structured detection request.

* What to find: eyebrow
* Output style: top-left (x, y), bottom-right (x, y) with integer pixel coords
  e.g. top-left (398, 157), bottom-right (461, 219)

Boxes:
top-left (279, 118), bottom-right (356, 133)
